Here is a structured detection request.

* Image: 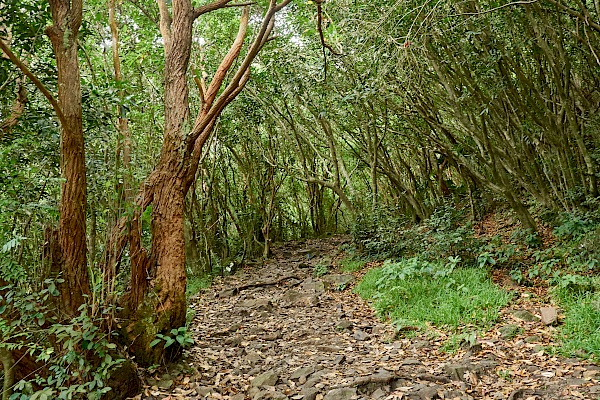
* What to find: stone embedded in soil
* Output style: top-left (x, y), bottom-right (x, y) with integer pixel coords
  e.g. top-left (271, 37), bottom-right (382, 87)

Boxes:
top-left (513, 310), bottom-right (538, 322)
top-left (299, 387), bottom-right (319, 400)
top-left (584, 370), bottom-right (599, 379)
top-left (499, 324), bottom-right (520, 339)
top-left (239, 298), bottom-right (273, 311)
top-left (291, 365), bottom-right (316, 380)
top-left (336, 320), bottom-right (353, 330)
top-left (417, 385), bottom-right (440, 400)
top-left (322, 274), bottom-right (354, 289)
top-left (157, 378), bottom-right (174, 389)
top-left (195, 385), bottom-right (214, 396)
top-left (444, 363), bottom-right (470, 381)
top-left (353, 329), bottom-right (369, 341)
top-left (323, 387), bottom-right (357, 400)
top-left (302, 279), bottom-right (326, 293)
top-left (371, 388), bottom-right (388, 399)
top-left (251, 370), bottom-right (279, 387)
top-left (525, 335), bottom-right (541, 343)
top-left (540, 307), bottom-right (558, 325)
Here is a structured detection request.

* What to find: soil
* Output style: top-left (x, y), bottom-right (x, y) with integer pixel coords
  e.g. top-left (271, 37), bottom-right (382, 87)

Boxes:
top-left (129, 235), bottom-right (600, 400)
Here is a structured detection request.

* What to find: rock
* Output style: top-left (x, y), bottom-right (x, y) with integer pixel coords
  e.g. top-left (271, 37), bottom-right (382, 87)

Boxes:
top-left (540, 307), bottom-right (558, 325)
top-left (225, 335), bottom-right (243, 346)
top-left (584, 370), bottom-right (598, 379)
top-left (195, 385), bottom-right (214, 397)
top-left (567, 378), bottom-right (586, 386)
top-left (252, 370), bottom-right (279, 387)
top-left (302, 279), bottom-right (326, 293)
top-left (299, 387), bottom-right (319, 400)
top-left (231, 395), bottom-right (246, 400)
top-left (401, 359), bottom-right (422, 366)
top-left (219, 288), bottom-right (237, 298)
top-left (246, 351), bottom-right (264, 364)
top-left (280, 290), bottom-right (316, 306)
top-left (324, 387), bottom-right (357, 400)
top-left (472, 360), bottom-right (498, 373)
top-left (589, 386), bottom-right (600, 394)
top-left (317, 345), bottom-right (341, 352)
top-left (272, 392), bottom-right (289, 400)
top-left (322, 274), bottom-right (354, 289)
top-left (157, 379), bottom-right (173, 389)
top-left (499, 324), bottom-right (520, 339)
top-left (444, 363), bottom-right (469, 381)
top-left (513, 310), bottom-right (538, 322)
top-left (333, 355), bottom-right (346, 365)
top-left (354, 330), bottom-right (369, 341)
top-left (252, 390), bottom-right (269, 400)
top-left (336, 320), bottom-right (353, 330)
top-left (525, 335), bottom-right (541, 343)
top-left (239, 299), bottom-right (274, 311)
top-left (410, 340), bottom-right (430, 349)
top-left (263, 331), bottom-right (282, 341)
top-left (371, 388), bottom-right (387, 399)
top-left (291, 365), bottom-right (316, 381)
top-left (303, 376), bottom-right (321, 388)
top-left (417, 385), bottom-right (440, 400)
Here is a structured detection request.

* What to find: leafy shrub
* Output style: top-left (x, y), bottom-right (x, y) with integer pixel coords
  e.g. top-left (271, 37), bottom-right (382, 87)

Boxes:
top-left (351, 204), bottom-right (480, 263)
top-left (313, 263), bottom-right (329, 278)
top-left (0, 280), bottom-right (125, 399)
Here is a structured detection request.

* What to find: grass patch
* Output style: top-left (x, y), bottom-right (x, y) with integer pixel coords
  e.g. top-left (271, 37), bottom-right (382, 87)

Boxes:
top-left (186, 274), bottom-right (213, 297)
top-left (355, 257), bottom-right (511, 330)
top-left (553, 275), bottom-right (600, 359)
top-left (340, 256), bottom-right (365, 273)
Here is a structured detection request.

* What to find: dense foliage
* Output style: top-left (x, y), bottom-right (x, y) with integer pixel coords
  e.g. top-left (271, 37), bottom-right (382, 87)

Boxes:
top-left (1, 0), bottom-right (600, 397)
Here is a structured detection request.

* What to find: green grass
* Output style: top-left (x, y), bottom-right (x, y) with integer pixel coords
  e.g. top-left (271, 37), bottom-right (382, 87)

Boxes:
top-left (186, 274), bottom-right (213, 297)
top-left (339, 256), bottom-right (365, 273)
top-left (553, 276), bottom-right (600, 359)
top-left (355, 258), bottom-right (511, 330)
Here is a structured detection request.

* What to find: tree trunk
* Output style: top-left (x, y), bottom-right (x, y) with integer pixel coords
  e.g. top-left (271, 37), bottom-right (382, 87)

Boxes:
top-left (46, 0), bottom-right (90, 317)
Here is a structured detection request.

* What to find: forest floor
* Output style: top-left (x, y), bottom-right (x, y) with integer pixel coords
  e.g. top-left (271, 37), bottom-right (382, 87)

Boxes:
top-left (132, 236), bottom-right (600, 400)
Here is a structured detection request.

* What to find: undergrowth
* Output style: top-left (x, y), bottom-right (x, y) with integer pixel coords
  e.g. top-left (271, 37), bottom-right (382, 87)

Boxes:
top-left (351, 201), bottom-right (600, 358)
top-left (552, 276), bottom-right (600, 359)
top-left (355, 257), bottom-right (511, 331)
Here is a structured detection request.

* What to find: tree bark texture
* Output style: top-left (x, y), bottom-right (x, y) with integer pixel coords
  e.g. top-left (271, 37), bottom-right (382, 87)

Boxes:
top-left (46, 0), bottom-right (90, 316)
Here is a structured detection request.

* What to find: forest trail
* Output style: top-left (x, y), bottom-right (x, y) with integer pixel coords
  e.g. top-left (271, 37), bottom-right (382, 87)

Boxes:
top-left (137, 236), bottom-right (600, 400)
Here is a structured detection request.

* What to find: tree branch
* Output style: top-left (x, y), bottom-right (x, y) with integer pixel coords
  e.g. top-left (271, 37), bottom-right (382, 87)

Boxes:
top-left (203, 6), bottom-right (249, 108)
top-left (0, 39), bottom-right (66, 127)
top-left (156, 0), bottom-right (173, 50)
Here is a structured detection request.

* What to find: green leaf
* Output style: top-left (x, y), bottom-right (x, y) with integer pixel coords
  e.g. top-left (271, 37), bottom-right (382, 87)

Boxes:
top-left (149, 339), bottom-right (161, 348)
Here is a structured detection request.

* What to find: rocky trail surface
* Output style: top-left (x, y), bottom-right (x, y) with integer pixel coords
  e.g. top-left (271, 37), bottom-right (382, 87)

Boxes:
top-left (133, 236), bottom-right (600, 400)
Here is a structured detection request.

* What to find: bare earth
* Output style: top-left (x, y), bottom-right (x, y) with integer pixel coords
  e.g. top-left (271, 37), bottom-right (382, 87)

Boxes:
top-left (133, 236), bottom-right (600, 400)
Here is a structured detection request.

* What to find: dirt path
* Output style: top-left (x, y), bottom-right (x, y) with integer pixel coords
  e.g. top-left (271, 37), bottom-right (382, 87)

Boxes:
top-left (135, 236), bottom-right (600, 400)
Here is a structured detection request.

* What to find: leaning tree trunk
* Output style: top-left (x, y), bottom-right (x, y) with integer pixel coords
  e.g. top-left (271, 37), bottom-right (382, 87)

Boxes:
top-left (117, 0), bottom-right (291, 365)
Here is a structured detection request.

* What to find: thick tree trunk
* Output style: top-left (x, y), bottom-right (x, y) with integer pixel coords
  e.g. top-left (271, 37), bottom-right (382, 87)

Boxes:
top-left (46, 0), bottom-right (90, 316)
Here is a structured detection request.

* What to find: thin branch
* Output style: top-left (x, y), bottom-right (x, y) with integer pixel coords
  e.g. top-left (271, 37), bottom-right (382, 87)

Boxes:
top-left (126, 0), bottom-right (160, 27)
top-left (156, 0), bottom-right (173, 50)
top-left (193, 0), bottom-right (234, 19)
top-left (193, 0), bottom-right (254, 19)
top-left (313, 0), bottom-right (340, 81)
top-left (540, 0), bottom-right (600, 33)
top-left (0, 39), bottom-right (66, 126)
top-left (452, 0), bottom-right (539, 16)
top-left (203, 6), bottom-right (249, 108)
